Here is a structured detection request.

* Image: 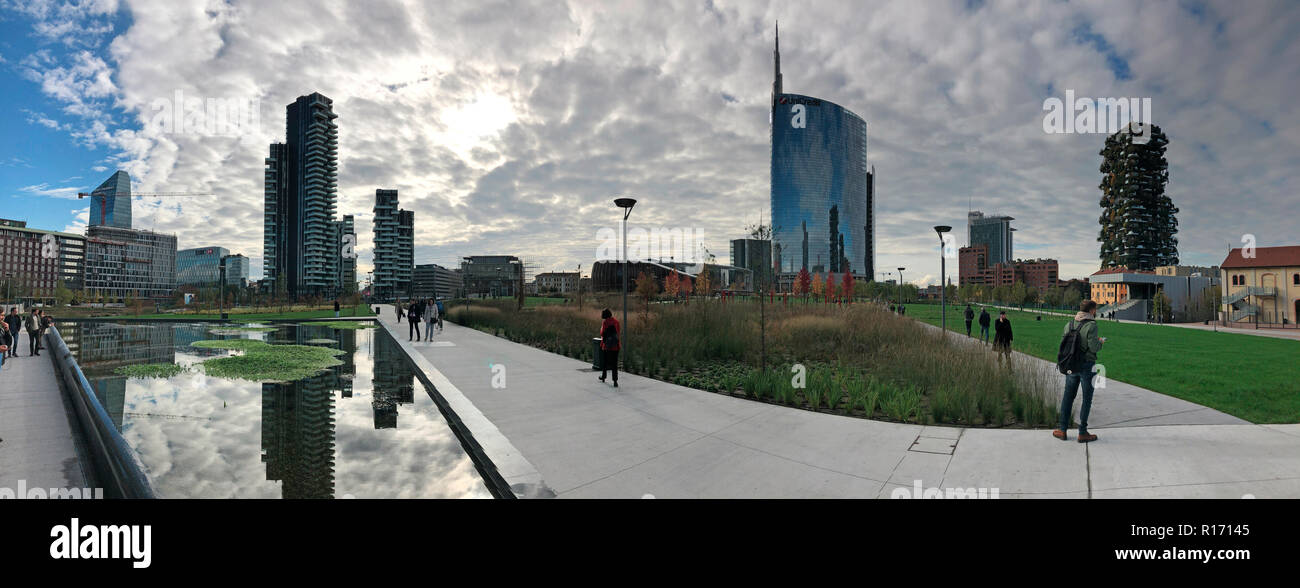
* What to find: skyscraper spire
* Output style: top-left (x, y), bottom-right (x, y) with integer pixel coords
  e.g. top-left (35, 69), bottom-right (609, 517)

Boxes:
top-left (773, 21), bottom-right (782, 103)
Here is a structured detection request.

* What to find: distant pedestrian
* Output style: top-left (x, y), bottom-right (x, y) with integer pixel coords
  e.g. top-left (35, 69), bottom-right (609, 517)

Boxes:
top-left (39, 310), bottom-right (52, 349)
top-left (1053, 300), bottom-right (1105, 444)
top-left (333, 300), bottom-right (340, 318)
top-left (24, 308), bottom-right (40, 357)
top-left (978, 307), bottom-right (991, 344)
top-left (964, 304), bottom-right (974, 336)
top-left (423, 298), bottom-right (436, 341)
top-left (408, 299), bottom-right (423, 342)
top-left (0, 323), bottom-right (10, 371)
top-left (597, 308), bottom-right (621, 388)
top-left (4, 308), bottom-right (20, 357)
top-left (435, 298), bottom-right (445, 332)
top-left (992, 311), bottom-right (1012, 368)
top-left (396, 300), bottom-right (405, 322)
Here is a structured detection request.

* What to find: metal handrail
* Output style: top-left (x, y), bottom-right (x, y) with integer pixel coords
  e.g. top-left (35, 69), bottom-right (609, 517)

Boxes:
top-left (46, 326), bottom-right (157, 499)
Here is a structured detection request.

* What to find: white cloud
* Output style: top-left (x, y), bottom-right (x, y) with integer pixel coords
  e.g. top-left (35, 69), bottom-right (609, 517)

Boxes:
top-left (9, 0), bottom-right (1299, 284)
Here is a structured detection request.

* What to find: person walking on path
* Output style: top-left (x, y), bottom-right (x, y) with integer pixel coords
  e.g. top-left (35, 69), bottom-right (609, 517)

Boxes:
top-left (964, 304), bottom-right (974, 336)
top-left (978, 307), bottom-right (991, 344)
top-left (334, 300), bottom-right (340, 318)
top-left (408, 299), bottom-right (423, 342)
top-left (423, 298), bottom-right (437, 341)
top-left (1053, 300), bottom-right (1106, 443)
top-left (38, 309), bottom-right (52, 351)
top-left (435, 298), bottom-right (445, 333)
top-left (396, 300), bottom-right (405, 322)
top-left (992, 310), bottom-right (1013, 368)
top-left (24, 308), bottom-right (40, 357)
top-left (597, 308), bottom-right (621, 387)
top-left (5, 308), bottom-right (21, 358)
top-left (0, 321), bottom-right (11, 370)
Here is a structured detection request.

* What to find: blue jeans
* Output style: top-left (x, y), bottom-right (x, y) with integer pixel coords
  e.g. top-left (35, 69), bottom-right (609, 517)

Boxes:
top-left (979, 325), bottom-right (990, 342)
top-left (1059, 362), bottom-right (1096, 433)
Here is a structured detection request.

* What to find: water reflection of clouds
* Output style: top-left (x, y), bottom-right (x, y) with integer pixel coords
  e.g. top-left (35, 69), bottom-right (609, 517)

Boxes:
top-left (101, 323), bottom-right (491, 499)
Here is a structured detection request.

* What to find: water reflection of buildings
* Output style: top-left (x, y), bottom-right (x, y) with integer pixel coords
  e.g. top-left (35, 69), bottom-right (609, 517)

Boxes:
top-left (58, 321), bottom-right (179, 428)
top-left (259, 325), bottom-right (359, 499)
top-left (372, 330), bottom-right (416, 429)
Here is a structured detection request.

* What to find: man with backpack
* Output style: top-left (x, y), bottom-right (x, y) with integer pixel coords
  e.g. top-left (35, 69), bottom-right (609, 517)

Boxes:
top-left (963, 304), bottom-right (975, 336)
top-left (1053, 299), bottom-right (1106, 443)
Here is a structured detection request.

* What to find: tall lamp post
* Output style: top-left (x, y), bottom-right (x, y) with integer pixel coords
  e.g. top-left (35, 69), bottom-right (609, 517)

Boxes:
top-left (896, 267), bottom-right (905, 310)
top-left (934, 225), bottom-right (952, 334)
top-left (614, 197), bottom-right (637, 365)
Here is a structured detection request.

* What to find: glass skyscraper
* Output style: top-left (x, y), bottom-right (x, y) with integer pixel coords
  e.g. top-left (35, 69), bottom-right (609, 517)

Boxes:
top-left (769, 26), bottom-right (873, 280)
top-left (89, 170), bottom-right (132, 229)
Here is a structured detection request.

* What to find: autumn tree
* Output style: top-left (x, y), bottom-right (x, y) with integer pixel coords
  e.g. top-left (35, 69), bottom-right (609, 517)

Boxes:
top-left (634, 270), bottom-right (658, 323)
top-left (841, 272), bottom-right (855, 303)
top-left (679, 275), bottom-right (693, 302)
top-left (810, 272), bottom-right (824, 301)
top-left (825, 272), bottom-right (837, 302)
top-left (664, 271), bottom-right (680, 299)
top-left (696, 264), bottom-right (712, 297)
top-left (795, 268), bottom-right (812, 301)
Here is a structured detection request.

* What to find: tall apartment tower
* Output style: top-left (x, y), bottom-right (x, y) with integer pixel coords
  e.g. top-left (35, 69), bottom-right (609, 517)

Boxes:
top-left (339, 214), bottom-right (356, 293)
top-left (372, 189), bottom-right (413, 301)
top-left (967, 211), bottom-right (1014, 266)
top-left (263, 92), bottom-right (341, 300)
top-left (1098, 123), bottom-right (1177, 270)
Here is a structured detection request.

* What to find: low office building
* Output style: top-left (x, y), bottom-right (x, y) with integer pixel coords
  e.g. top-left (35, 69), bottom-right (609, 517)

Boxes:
top-left (177, 247), bottom-right (249, 286)
top-left (1220, 246), bottom-right (1300, 325)
top-left (958, 244), bottom-right (1058, 291)
top-left (1090, 266), bottom-right (1218, 322)
top-left (84, 225), bottom-right (178, 301)
top-left (535, 271), bottom-right (579, 294)
top-left (0, 221), bottom-right (86, 296)
top-left (412, 263), bottom-right (462, 299)
top-left (462, 255), bottom-right (522, 298)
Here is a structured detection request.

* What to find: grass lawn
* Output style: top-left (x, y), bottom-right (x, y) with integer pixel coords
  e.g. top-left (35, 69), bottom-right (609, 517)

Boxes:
top-left (906, 304), bottom-right (1300, 424)
top-left (114, 303), bottom-right (375, 321)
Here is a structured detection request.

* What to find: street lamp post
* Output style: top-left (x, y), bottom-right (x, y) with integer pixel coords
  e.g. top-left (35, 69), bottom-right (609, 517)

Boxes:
top-left (896, 267), bottom-right (905, 311)
top-left (219, 256), bottom-right (228, 320)
top-left (934, 225), bottom-right (952, 334)
top-left (614, 197), bottom-right (637, 366)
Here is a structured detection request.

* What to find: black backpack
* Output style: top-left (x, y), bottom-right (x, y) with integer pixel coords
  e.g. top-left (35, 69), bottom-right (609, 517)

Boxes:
top-left (602, 323), bottom-right (619, 348)
top-left (1057, 319), bottom-right (1092, 375)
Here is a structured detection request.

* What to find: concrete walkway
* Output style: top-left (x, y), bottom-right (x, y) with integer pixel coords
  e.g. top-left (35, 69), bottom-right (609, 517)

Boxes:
top-left (0, 335), bottom-right (87, 494)
top-left (379, 307), bottom-right (1300, 499)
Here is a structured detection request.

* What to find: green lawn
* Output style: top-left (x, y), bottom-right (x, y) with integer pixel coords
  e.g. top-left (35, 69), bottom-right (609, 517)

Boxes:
top-left (905, 304), bottom-right (1300, 424)
top-left (114, 303), bottom-right (375, 321)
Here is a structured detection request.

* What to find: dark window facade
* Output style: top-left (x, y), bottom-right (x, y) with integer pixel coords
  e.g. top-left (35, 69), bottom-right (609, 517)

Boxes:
top-left (771, 93), bottom-right (870, 279)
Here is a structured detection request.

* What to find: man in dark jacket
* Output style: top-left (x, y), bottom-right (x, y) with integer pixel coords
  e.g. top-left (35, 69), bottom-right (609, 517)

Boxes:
top-left (992, 311), bottom-right (1012, 368)
top-left (977, 307), bottom-right (991, 344)
top-left (408, 299), bottom-right (423, 341)
top-left (38, 310), bottom-right (53, 351)
top-left (24, 309), bottom-right (40, 357)
top-left (597, 308), bottom-right (621, 387)
top-left (1053, 300), bottom-right (1105, 443)
top-left (963, 305), bottom-right (974, 336)
top-left (4, 308), bottom-right (21, 357)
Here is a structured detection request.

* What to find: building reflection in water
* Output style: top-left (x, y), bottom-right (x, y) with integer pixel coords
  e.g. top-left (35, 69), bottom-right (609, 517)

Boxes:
top-left (371, 330), bottom-right (416, 429)
top-left (57, 321), bottom-right (182, 428)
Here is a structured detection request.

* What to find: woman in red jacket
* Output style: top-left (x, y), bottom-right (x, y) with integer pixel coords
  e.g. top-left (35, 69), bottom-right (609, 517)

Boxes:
top-left (597, 308), bottom-right (621, 387)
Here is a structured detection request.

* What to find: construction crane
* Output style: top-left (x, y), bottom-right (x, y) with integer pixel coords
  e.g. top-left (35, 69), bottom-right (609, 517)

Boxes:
top-left (77, 189), bottom-right (214, 232)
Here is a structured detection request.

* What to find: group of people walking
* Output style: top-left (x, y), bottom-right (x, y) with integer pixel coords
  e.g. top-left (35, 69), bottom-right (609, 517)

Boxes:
top-left (398, 298), bottom-right (444, 342)
top-left (963, 304), bottom-right (1014, 366)
top-left (0, 307), bottom-right (54, 371)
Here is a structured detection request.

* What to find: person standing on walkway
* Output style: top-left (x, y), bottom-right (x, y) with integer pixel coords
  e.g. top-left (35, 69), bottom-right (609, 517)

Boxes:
top-left (978, 307), bottom-right (991, 344)
top-left (5, 308), bottom-right (21, 357)
top-left (597, 308), bottom-right (620, 387)
top-left (396, 299), bottom-right (405, 322)
top-left (0, 321), bottom-right (11, 370)
top-left (24, 308), bottom-right (40, 357)
top-left (435, 298), bottom-right (445, 332)
top-left (1053, 300), bottom-right (1105, 444)
top-left (334, 299), bottom-right (340, 318)
top-left (964, 304), bottom-right (975, 336)
top-left (423, 298), bottom-right (436, 341)
top-left (38, 309), bottom-right (52, 351)
top-left (992, 311), bottom-right (1013, 368)
top-left (409, 299), bottom-right (424, 342)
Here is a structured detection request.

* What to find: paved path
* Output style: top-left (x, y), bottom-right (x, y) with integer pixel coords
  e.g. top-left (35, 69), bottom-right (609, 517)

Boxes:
top-left (0, 334), bottom-right (87, 494)
top-left (379, 306), bottom-right (1300, 498)
top-left (981, 303), bottom-right (1300, 341)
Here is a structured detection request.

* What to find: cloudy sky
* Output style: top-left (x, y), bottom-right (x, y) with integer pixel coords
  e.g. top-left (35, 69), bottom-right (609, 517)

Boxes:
top-left (1, 0), bottom-right (1296, 286)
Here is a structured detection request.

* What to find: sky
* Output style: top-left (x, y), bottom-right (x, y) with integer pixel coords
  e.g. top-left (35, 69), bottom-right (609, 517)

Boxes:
top-left (1, 0), bottom-right (1297, 287)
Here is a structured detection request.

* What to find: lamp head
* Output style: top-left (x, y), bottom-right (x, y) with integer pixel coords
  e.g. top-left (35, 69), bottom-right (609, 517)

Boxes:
top-left (934, 225), bottom-right (952, 236)
top-left (614, 197), bottom-right (637, 209)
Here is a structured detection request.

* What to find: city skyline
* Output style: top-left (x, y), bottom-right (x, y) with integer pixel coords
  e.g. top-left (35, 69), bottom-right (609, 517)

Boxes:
top-left (2, 1), bottom-right (1298, 288)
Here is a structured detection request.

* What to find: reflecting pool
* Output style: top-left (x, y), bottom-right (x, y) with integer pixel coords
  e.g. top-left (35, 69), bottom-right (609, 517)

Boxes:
top-left (56, 321), bottom-right (493, 499)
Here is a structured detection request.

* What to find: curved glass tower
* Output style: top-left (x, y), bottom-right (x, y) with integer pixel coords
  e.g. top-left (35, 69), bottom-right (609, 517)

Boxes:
top-left (770, 26), bottom-right (873, 280)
